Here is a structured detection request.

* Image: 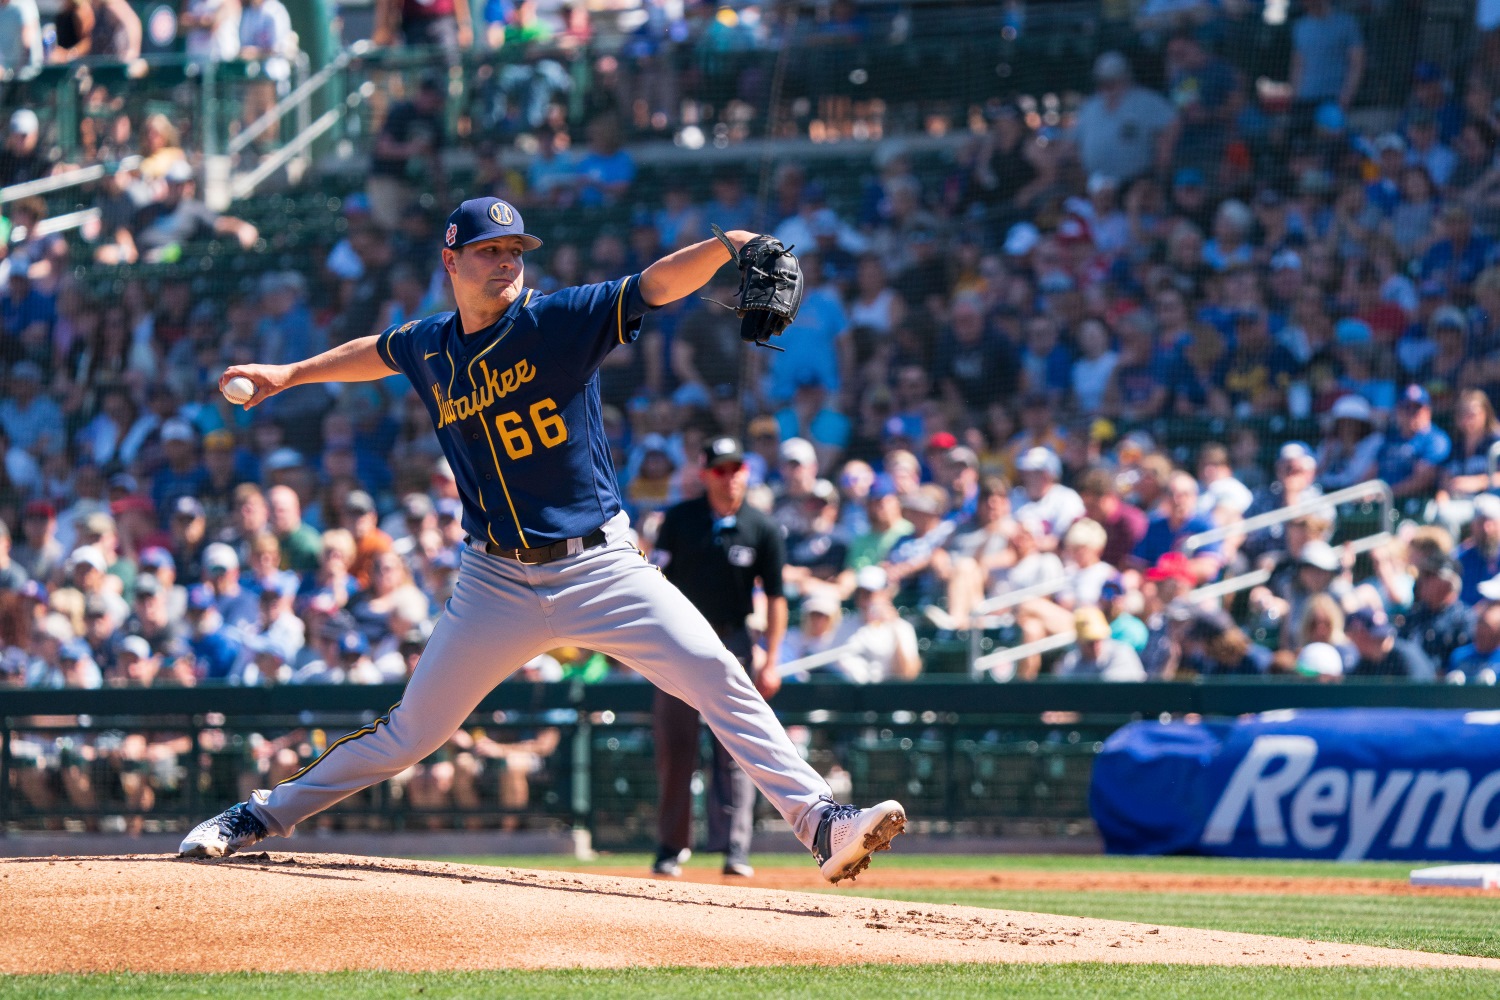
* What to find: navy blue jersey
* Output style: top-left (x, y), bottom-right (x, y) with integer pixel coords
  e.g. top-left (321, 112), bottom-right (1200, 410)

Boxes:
top-left (378, 275), bottom-right (656, 548)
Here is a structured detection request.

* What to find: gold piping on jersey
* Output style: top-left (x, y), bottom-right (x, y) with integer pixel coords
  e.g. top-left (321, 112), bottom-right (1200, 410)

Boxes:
top-left (479, 416), bottom-right (529, 548)
top-left (615, 276), bottom-right (630, 345)
top-left (275, 700), bottom-right (402, 787)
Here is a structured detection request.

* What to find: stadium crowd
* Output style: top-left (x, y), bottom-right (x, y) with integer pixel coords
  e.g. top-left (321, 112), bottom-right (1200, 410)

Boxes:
top-left (8, 0), bottom-right (1500, 720)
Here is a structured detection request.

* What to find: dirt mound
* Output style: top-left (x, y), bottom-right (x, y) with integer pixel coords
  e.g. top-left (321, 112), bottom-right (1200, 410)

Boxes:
top-left (3, 854), bottom-right (1495, 974)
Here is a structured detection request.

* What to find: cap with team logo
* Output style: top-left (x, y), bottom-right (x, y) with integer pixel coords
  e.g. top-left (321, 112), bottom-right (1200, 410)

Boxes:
top-left (443, 197), bottom-right (542, 252)
top-left (702, 436), bottom-right (745, 468)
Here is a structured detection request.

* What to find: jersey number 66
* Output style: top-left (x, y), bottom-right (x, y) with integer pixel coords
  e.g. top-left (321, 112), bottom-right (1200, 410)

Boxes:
top-left (495, 398), bottom-right (568, 460)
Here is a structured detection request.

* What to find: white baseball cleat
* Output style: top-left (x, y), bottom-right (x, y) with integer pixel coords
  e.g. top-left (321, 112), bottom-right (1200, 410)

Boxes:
top-left (812, 799), bottom-right (906, 884)
top-left (178, 801), bottom-right (269, 858)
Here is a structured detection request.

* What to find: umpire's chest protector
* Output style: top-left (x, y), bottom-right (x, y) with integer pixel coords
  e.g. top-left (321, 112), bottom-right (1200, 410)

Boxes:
top-left (377, 275), bottom-right (657, 549)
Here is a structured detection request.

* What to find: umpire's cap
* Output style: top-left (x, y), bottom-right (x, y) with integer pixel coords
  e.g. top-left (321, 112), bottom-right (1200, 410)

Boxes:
top-left (703, 436), bottom-right (745, 468)
top-left (444, 197), bottom-right (542, 252)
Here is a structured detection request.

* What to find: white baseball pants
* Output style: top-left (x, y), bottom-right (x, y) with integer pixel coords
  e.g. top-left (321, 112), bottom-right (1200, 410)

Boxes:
top-left (248, 512), bottom-right (833, 847)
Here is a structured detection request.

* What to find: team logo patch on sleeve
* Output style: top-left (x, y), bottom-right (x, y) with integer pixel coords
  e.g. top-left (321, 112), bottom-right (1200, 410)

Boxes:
top-left (396, 320), bottom-right (418, 334)
top-left (445, 223), bottom-right (458, 247)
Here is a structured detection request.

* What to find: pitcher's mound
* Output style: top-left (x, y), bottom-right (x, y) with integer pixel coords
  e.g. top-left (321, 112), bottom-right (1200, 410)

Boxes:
top-left (4, 854), bottom-right (1495, 974)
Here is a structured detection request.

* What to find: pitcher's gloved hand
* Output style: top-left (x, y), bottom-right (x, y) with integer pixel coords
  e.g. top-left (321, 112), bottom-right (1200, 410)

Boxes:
top-left (710, 225), bottom-right (804, 352)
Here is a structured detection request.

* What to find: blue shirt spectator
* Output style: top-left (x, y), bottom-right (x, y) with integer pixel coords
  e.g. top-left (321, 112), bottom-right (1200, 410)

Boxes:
top-left (769, 280), bottom-right (847, 403)
top-left (0, 362), bottom-right (65, 456)
top-left (1290, 0), bottom-right (1364, 104)
top-left (1378, 385), bottom-right (1452, 499)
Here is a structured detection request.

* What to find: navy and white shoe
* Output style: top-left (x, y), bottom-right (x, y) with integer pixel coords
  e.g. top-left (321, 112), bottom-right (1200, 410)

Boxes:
top-left (178, 802), bottom-right (269, 858)
top-left (812, 799), bottom-right (906, 884)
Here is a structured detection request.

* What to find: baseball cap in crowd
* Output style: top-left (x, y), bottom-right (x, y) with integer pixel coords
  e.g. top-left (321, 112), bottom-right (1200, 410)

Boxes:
top-left (431, 457), bottom-right (457, 482)
top-left (949, 446), bottom-right (979, 471)
top-left (1296, 642), bottom-right (1345, 678)
top-left (926, 431), bottom-right (958, 452)
top-left (1099, 575), bottom-right (1126, 601)
top-left (1313, 102), bottom-right (1346, 132)
top-left (900, 485), bottom-right (949, 518)
top-left (444, 197), bottom-right (542, 252)
top-left (1475, 494), bottom-right (1500, 523)
top-left (1334, 317), bottom-right (1372, 344)
top-left (1346, 606), bottom-right (1394, 639)
top-left (402, 493), bottom-right (436, 520)
top-left (59, 640), bottom-right (90, 663)
top-left (1074, 607), bottom-right (1111, 642)
top-left (802, 592), bottom-right (842, 618)
top-left (1003, 222), bottom-right (1040, 257)
top-left (1016, 447), bottom-right (1062, 478)
top-left (116, 634), bottom-right (152, 661)
top-left (23, 500), bottom-right (55, 519)
top-left (1269, 249), bottom-right (1303, 272)
top-left (1278, 441), bottom-right (1317, 468)
top-left (1431, 305), bottom-right (1468, 333)
top-left (1092, 51), bottom-right (1131, 82)
top-left (203, 429), bottom-right (235, 452)
top-left (133, 574), bottom-right (161, 598)
top-left (1328, 394), bottom-right (1374, 426)
top-left (1145, 552), bottom-right (1196, 587)
top-left (809, 478), bottom-right (838, 503)
top-left (1087, 173), bottom-right (1119, 196)
top-left (66, 546), bottom-right (108, 574)
top-left (1298, 540), bottom-right (1341, 574)
top-left (187, 584), bottom-right (216, 612)
top-left (139, 546), bottom-right (175, 571)
top-left (164, 160), bottom-right (194, 185)
top-left (343, 490), bottom-right (376, 516)
top-left (203, 543), bottom-right (240, 573)
top-left (435, 498), bottom-right (464, 521)
top-left (1173, 167), bottom-right (1205, 189)
top-left (108, 473), bottom-right (139, 495)
top-left (1374, 132), bottom-right (1407, 154)
top-left (264, 447), bottom-right (305, 472)
top-left (779, 437), bottom-right (817, 467)
top-left (854, 565), bottom-right (889, 593)
top-left (338, 630), bottom-right (370, 658)
top-left (1399, 384), bottom-right (1432, 409)
top-left (172, 496), bottom-right (206, 520)
top-left (250, 634), bottom-right (294, 665)
top-left (1479, 571), bottom-right (1500, 602)
top-left (1185, 606), bottom-right (1235, 642)
top-left (160, 418), bottom-right (196, 444)
top-left (703, 436), bottom-right (745, 468)
top-left (254, 572), bottom-right (297, 601)
top-left (10, 109), bottom-right (38, 135)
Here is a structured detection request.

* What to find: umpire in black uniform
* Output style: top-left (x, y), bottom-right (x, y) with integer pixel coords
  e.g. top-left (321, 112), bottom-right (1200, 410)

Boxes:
top-left (649, 435), bottom-right (787, 877)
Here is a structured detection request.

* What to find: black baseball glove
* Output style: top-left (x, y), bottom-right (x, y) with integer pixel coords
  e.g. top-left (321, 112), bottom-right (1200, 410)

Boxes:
top-left (711, 224), bottom-right (804, 351)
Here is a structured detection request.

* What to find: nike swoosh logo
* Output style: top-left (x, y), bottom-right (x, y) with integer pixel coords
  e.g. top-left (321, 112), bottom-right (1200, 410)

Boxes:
top-left (424, 351), bottom-right (439, 360)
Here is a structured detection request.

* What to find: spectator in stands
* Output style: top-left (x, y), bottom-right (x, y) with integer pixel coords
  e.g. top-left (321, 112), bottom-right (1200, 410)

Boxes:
top-left (1055, 607), bottom-right (1146, 681)
top-left (375, 0), bottom-right (472, 56)
top-left (87, 0), bottom-right (141, 61)
top-left (1182, 608), bottom-right (1273, 677)
top-left (1459, 495), bottom-right (1500, 606)
top-left (1131, 471), bottom-right (1221, 583)
top-left (767, 253), bottom-right (850, 405)
top-left (1317, 394), bottom-right (1383, 490)
top-left (367, 74), bottom-right (446, 230)
top-left (1346, 606), bottom-right (1436, 680)
top-left (132, 162), bottom-right (259, 261)
top-left (1380, 384), bottom-right (1453, 502)
top-left (1396, 558), bottom-right (1471, 675)
top-left (1293, 592), bottom-right (1358, 673)
top-left (1073, 51), bottom-right (1178, 186)
top-left (832, 566), bottom-right (919, 683)
top-left (200, 541), bottom-right (257, 629)
top-left (1078, 466), bottom-right (1148, 570)
top-left (1010, 447), bottom-right (1083, 548)
top-left (1439, 389), bottom-right (1500, 513)
top-left (181, 0), bottom-right (241, 63)
top-left (1, 109), bottom-right (48, 187)
top-left (0, 362), bottom-right (63, 458)
top-left (0, 0), bottom-right (42, 79)
top-left (267, 484), bottom-right (321, 574)
top-left (1290, 0), bottom-right (1365, 115)
top-left (1448, 590), bottom-right (1500, 684)
top-left (342, 490), bottom-right (392, 589)
top-left (884, 485), bottom-right (953, 610)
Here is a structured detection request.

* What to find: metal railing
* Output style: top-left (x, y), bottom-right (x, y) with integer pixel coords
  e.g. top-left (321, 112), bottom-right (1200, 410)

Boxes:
top-left (1182, 479), bottom-right (1394, 554)
top-left (973, 529), bottom-right (1395, 680)
top-left (0, 156), bottom-right (140, 205)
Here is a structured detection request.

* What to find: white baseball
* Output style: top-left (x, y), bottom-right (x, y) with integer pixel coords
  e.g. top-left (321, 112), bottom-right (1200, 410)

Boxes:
top-left (223, 376), bottom-right (257, 405)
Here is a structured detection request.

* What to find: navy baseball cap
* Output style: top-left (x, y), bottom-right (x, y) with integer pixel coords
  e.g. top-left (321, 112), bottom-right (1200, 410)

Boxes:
top-left (1400, 384), bottom-right (1432, 408)
top-left (443, 197), bottom-right (542, 252)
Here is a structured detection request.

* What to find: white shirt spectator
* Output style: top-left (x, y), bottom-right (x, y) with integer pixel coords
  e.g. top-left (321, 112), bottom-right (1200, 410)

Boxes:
top-left (1010, 483), bottom-right (1085, 539)
top-left (238, 0), bottom-right (294, 58)
top-left (833, 612), bottom-right (918, 684)
top-left (1074, 84), bottom-right (1176, 183)
top-left (183, 0), bottom-right (241, 61)
top-left (0, 0), bottom-right (42, 76)
top-left (1055, 638), bottom-right (1146, 681)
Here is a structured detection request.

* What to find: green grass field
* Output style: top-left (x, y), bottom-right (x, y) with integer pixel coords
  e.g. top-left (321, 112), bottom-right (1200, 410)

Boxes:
top-left (17, 853), bottom-right (1499, 998)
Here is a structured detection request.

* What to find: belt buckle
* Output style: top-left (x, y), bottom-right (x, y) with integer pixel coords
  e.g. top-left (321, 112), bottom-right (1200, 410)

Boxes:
top-left (514, 545), bottom-right (540, 566)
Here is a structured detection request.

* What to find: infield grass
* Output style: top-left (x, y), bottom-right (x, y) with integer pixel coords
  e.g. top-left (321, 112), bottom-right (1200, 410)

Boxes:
top-left (6, 965), bottom-right (1500, 999)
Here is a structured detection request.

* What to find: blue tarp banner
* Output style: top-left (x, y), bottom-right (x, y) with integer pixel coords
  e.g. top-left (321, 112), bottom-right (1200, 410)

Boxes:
top-left (1090, 708), bottom-right (1500, 860)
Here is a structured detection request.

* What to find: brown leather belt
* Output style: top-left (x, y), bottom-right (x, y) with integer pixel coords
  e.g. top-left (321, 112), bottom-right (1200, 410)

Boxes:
top-left (481, 528), bottom-right (607, 565)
